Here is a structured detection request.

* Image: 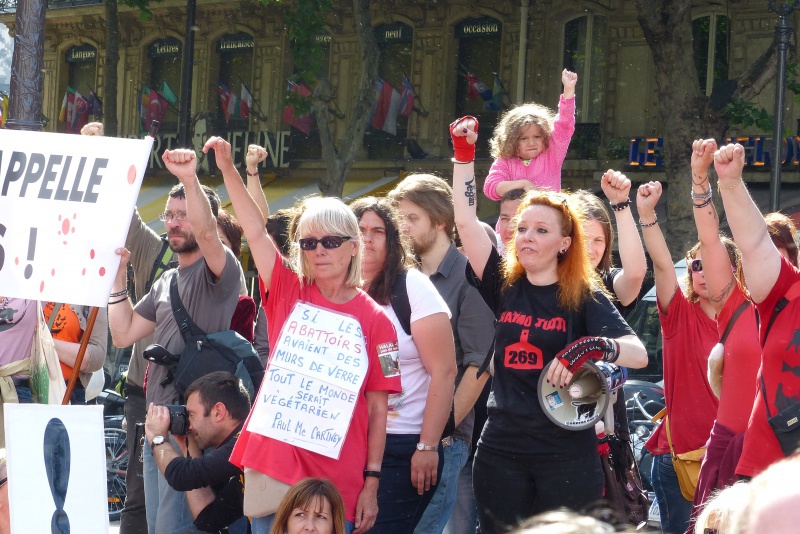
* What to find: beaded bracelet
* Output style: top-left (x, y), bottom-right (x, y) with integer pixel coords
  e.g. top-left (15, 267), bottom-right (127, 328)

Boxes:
top-left (609, 199), bottom-right (631, 212)
top-left (639, 214), bottom-right (658, 228)
top-left (718, 180), bottom-right (743, 191)
top-left (245, 169), bottom-right (259, 177)
top-left (690, 187), bottom-right (712, 200)
top-left (109, 289), bottom-right (128, 298)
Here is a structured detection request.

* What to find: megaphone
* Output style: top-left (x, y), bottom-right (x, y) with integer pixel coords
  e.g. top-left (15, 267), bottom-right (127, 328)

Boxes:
top-left (537, 360), bottom-right (628, 431)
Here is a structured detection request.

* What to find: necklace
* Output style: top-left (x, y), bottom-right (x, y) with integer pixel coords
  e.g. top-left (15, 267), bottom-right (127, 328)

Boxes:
top-left (522, 159), bottom-right (532, 167)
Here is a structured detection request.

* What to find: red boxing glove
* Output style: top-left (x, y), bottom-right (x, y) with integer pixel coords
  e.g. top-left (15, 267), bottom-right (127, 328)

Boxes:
top-left (449, 116), bottom-right (479, 163)
top-left (555, 336), bottom-right (620, 374)
top-left (597, 432), bottom-right (610, 457)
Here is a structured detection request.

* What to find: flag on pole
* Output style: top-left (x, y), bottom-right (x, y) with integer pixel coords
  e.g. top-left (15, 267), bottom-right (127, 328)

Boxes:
top-left (138, 87), bottom-right (151, 132)
top-left (283, 81), bottom-right (313, 136)
top-left (241, 83), bottom-right (253, 120)
top-left (59, 87), bottom-right (75, 123)
top-left (146, 89), bottom-right (167, 130)
top-left (216, 81), bottom-right (232, 121)
top-left (465, 73), bottom-right (493, 103)
top-left (487, 73), bottom-right (505, 111)
top-left (160, 81), bottom-right (178, 105)
top-left (70, 90), bottom-right (91, 134)
top-left (399, 76), bottom-right (415, 117)
top-left (227, 93), bottom-right (240, 122)
top-left (88, 90), bottom-right (103, 118)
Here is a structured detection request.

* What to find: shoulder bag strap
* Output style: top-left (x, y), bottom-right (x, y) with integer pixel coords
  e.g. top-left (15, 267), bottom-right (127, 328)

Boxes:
top-left (46, 303), bottom-right (62, 331)
top-left (718, 300), bottom-right (751, 345)
top-left (168, 275), bottom-right (205, 340)
top-left (664, 415), bottom-right (677, 459)
top-left (758, 280), bottom-right (800, 419)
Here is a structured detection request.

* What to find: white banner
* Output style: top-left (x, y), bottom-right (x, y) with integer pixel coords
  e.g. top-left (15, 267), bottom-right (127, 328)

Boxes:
top-left (5, 404), bottom-right (108, 533)
top-left (247, 302), bottom-right (369, 458)
top-left (0, 129), bottom-right (153, 306)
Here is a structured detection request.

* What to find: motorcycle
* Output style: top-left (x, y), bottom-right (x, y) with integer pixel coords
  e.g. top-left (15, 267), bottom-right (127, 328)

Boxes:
top-left (96, 389), bottom-right (128, 522)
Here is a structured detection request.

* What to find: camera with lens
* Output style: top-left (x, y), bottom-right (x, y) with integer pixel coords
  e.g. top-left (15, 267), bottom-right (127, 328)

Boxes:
top-left (143, 344), bottom-right (180, 367)
top-left (165, 404), bottom-right (189, 435)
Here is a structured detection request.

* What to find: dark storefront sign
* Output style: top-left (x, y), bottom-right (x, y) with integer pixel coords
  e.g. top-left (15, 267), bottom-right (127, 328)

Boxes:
top-left (375, 22), bottom-right (413, 44)
top-left (65, 44), bottom-right (97, 63)
top-left (217, 32), bottom-right (255, 53)
top-left (137, 129), bottom-right (292, 171)
top-left (628, 136), bottom-right (800, 167)
top-left (149, 37), bottom-right (182, 58)
top-left (456, 17), bottom-right (502, 39)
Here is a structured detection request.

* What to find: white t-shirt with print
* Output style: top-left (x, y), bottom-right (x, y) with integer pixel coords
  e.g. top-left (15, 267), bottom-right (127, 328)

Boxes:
top-left (385, 268), bottom-right (451, 435)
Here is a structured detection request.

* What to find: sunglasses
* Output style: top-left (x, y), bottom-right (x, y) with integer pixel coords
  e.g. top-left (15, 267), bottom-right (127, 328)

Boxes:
top-left (691, 259), bottom-right (703, 273)
top-left (298, 236), bottom-right (352, 251)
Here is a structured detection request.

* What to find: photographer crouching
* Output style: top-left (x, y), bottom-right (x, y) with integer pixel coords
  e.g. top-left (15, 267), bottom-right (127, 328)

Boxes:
top-left (144, 371), bottom-right (250, 534)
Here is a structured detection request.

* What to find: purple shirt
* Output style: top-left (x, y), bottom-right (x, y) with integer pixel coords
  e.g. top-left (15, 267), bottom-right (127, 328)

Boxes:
top-left (0, 298), bottom-right (37, 367)
top-left (483, 95), bottom-right (576, 200)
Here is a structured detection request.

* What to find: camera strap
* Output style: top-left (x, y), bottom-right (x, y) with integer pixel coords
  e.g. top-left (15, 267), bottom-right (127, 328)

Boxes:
top-left (169, 274), bottom-right (207, 341)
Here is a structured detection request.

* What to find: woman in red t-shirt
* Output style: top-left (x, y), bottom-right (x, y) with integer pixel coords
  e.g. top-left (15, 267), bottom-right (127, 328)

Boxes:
top-left (637, 181), bottom-right (720, 534)
top-left (686, 139), bottom-right (760, 530)
top-left (207, 137), bottom-right (402, 534)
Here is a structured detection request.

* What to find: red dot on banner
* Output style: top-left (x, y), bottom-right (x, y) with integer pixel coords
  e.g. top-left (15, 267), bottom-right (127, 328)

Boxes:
top-left (73, 213), bottom-right (76, 219)
top-left (90, 249), bottom-right (95, 259)
top-left (40, 281), bottom-right (45, 292)
top-left (99, 267), bottom-right (106, 276)
top-left (14, 257), bottom-right (18, 265)
top-left (62, 218), bottom-right (70, 235)
top-left (71, 228), bottom-right (75, 234)
top-left (127, 165), bottom-right (137, 185)
top-left (58, 214), bottom-right (62, 221)
top-left (63, 241), bottom-right (67, 245)
top-left (51, 269), bottom-right (55, 276)
top-left (82, 268), bottom-right (86, 276)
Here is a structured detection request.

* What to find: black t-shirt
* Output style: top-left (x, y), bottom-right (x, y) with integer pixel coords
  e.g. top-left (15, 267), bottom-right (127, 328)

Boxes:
top-left (601, 268), bottom-right (637, 319)
top-left (467, 248), bottom-right (634, 458)
top-left (164, 424), bottom-right (245, 533)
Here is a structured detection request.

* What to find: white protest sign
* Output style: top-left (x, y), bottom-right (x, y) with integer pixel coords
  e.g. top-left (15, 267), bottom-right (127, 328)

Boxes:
top-left (5, 404), bottom-right (108, 533)
top-left (0, 129), bottom-right (153, 306)
top-left (247, 301), bottom-right (369, 458)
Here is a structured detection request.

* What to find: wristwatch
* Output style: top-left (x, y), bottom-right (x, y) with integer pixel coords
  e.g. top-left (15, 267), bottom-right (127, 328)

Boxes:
top-left (151, 435), bottom-right (166, 449)
top-left (416, 441), bottom-right (438, 452)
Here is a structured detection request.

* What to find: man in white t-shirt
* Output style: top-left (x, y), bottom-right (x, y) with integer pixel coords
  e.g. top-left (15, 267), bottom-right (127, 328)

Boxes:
top-left (389, 174), bottom-right (496, 534)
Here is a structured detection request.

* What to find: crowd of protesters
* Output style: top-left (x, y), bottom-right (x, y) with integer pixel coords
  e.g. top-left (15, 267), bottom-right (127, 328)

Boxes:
top-left (2, 65), bottom-right (800, 534)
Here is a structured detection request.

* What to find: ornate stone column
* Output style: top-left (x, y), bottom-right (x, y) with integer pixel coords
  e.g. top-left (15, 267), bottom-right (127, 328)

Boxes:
top-left (6, 0), bottom-right (47, 131)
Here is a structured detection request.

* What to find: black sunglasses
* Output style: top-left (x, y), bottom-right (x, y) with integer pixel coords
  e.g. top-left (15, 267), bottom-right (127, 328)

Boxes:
top-left (298, 236), bottom-right (352, 251)
top-left (691, 259), bottom-right (703, 273)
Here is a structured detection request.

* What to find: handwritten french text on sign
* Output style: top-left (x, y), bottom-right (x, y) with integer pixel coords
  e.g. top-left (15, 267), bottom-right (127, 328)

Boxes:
top-left (247, 302), bottom-right (368, 458)
top-left (0, 129), bottom-right (153, 306)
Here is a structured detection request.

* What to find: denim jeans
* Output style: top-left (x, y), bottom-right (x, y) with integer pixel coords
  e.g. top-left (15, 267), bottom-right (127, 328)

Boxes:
top-left (374, 434), bottom-right (444, 534)
top-left (651, 453), bottom-right (692, 534)
top-left (251, 513), bottom-right (355, 534)
top-left (15, 386), bottom-right (33, 404)
top-left (414, 437), bottom-right (470, 534)
top-left (443, 456), bottom-right (478, 534)
top-left (143, 438), bottom-right (200, 534)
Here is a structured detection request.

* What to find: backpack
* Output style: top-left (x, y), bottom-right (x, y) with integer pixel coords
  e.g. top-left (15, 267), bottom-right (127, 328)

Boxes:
top-left (390, 270), bottom-right (412, 336)
top-left (168, 276), bottom-right (265, 400)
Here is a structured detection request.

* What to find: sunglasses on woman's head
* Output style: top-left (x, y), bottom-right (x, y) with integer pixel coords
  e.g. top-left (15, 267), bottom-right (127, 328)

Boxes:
top-left (691, 259), bottom-right (703, 273)
top-left (298, 236), bottom-right (352, 251)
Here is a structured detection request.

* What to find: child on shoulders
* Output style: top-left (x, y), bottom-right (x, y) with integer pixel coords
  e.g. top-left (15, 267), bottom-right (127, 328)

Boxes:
top-left (483, 69), bottom-right (577, 200)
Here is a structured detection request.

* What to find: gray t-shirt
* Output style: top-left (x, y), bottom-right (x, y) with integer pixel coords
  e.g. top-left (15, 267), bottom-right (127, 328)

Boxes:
top-left (135, 250), bottom-right (243, 405)
top-left (428, 243), bottom-right (495, 444)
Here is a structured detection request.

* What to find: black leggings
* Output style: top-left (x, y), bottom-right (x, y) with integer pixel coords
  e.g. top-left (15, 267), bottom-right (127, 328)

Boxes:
top-left (472, 446), bottom-right (603, 534)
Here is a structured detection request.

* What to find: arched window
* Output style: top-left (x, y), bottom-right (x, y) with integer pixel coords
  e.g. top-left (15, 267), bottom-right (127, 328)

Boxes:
top-left (364, 22), bottom-right (413, 159)
top-left (143, 37), bottom-right (182, 133)
top-left (59, 44), bottom-right (97, 134)
top-left (455, 17), bottom-right (502, 159)
top-left (211, 32), bottom-right (254, 134)
top-left (563, 15), bottom-right (606, 124)
top-left (693, 14), bottom-right (730, 96)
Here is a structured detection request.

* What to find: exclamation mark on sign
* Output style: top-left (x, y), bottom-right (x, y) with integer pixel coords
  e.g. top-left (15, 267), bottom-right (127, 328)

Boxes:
top-left (24, 227), bottom-right (36, 279)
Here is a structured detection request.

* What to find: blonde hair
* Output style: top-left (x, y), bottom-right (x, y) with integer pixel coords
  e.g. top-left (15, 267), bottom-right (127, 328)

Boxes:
top-left (684, 237), bottom-right (746, 304)
top-left (490, 102), bottom-right (556, 159)
top-left (292, 196), bottom-right (363, 288)
top-left (502, 190), bottom-right (605, 311)
top-left (694, 482), bottom-right (751, 534)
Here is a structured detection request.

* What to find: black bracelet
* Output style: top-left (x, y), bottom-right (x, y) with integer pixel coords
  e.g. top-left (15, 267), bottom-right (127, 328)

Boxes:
top-left (108, 296), bottom-right (129, 305)
top-left (693, 197), bottom-right (714, 209)
top-left (609, 199), bottom-right (631, 212)
top-left (109, 289), bottom-right (128, 298)
top-left (363, 470), bottom-right (382, 479)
